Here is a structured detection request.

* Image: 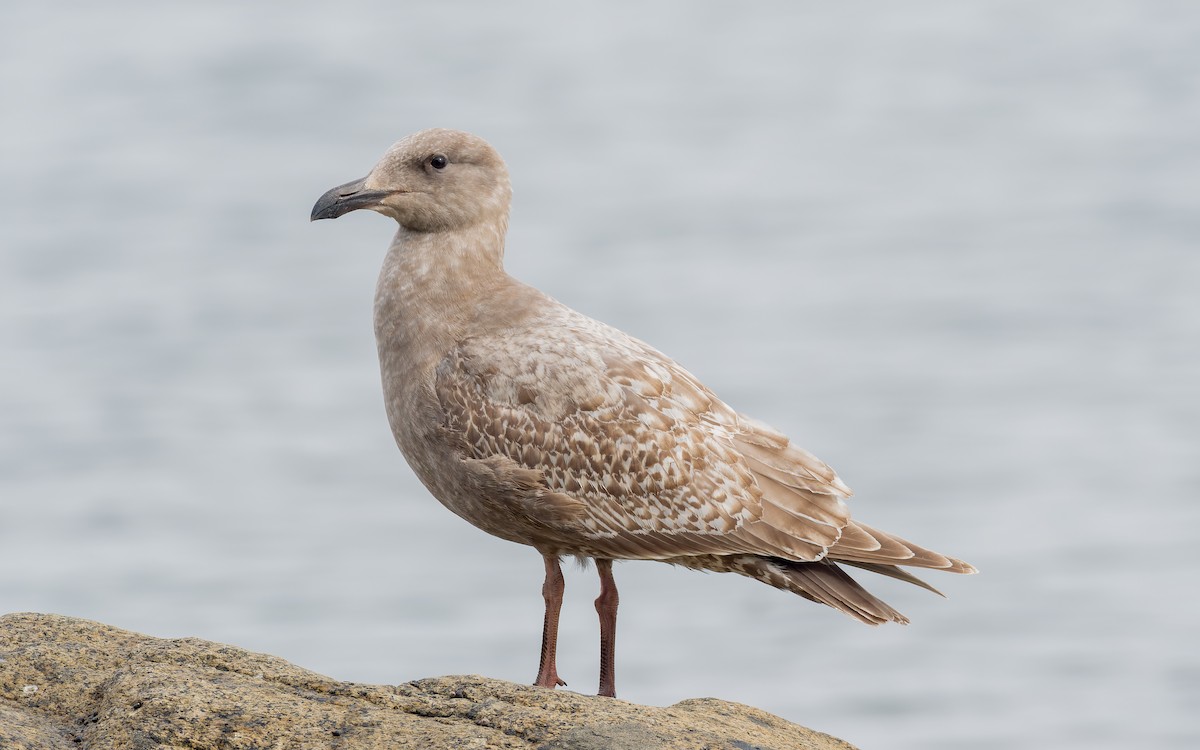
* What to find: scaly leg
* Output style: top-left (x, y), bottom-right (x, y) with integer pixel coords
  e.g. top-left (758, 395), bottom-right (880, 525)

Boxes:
top-left (534, 553), bottom-right (567, 689)
top-left (595, 558), bottom-right (619, 698)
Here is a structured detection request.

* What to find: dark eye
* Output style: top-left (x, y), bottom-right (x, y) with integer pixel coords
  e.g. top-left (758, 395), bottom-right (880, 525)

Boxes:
top-left (429, 154), bottom-right (448, 170)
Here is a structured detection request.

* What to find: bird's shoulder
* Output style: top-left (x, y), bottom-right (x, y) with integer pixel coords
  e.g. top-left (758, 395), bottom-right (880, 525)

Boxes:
top-left (438, 303), bottom-right (722, 429)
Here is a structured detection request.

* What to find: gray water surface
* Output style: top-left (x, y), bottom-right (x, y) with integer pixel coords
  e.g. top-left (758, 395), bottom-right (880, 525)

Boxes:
top-left (2, 3), bottom-right (1198, 748)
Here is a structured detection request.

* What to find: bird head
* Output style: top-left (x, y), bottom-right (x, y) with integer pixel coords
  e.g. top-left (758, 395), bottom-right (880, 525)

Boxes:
top-left (311, 128), bottom-right (512, 233)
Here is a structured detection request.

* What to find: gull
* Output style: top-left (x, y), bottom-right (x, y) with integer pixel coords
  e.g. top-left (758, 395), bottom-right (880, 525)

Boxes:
top-left (311, 128), bottom-right (975, 698)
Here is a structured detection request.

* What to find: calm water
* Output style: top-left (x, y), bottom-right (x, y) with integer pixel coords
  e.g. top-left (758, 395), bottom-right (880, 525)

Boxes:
top-left (2, 2), bottom-right (1198, 748)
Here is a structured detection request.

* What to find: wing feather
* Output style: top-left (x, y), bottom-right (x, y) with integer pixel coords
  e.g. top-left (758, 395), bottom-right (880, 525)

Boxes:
top-left (435, 316), bottom-right (771, 558)
top-left (433, 307), bottom-right (973, 582)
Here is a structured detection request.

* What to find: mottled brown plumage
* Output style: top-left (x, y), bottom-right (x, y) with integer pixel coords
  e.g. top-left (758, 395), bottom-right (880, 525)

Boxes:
top-left (311, 128), bottom-right (976, 697)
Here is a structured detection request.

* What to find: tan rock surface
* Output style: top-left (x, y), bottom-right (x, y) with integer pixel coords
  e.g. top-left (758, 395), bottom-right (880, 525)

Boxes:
top-left (0, 612), bottom-right (857, 750)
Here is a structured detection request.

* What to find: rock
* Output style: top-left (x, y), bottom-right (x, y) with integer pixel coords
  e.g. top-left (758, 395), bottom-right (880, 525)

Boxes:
top-left (0, 613), bottom-right (857, 750)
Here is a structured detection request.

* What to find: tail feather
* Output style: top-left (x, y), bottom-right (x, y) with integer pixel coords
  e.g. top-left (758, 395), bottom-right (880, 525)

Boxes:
top-left (830, 522), bottom-right (978, 574)
top-left (784, 561), bottom-right (908, 624)
top-left (840, 560), bottom-right (944, 596)
top-left (668, 554), bottom-right (909, 625)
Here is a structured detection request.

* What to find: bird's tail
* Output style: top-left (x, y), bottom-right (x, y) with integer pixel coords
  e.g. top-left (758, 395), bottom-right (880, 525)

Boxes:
top-left (669, 554), bottom-right (910, 625)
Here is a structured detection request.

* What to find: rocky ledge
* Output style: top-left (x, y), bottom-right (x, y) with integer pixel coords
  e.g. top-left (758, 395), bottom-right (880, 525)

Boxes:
top-left (0, 612), bottom-right (856, 750)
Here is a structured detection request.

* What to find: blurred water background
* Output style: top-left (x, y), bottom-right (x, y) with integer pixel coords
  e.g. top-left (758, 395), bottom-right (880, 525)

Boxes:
top-left (2, 2), bottom-right (1198, 748)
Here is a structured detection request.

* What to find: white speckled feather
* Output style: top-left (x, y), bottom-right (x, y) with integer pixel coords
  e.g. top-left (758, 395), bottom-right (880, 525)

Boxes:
top-left (433, 305), bottom-right (859, 562)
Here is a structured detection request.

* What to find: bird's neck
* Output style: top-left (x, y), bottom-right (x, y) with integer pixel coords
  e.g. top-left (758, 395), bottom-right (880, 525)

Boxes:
top-left (373, 220), bottom-right (510, 372)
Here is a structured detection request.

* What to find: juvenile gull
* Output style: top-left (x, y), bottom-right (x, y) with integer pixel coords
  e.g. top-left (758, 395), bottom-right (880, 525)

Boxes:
top-left (311, 129), bottom-right (976, 698)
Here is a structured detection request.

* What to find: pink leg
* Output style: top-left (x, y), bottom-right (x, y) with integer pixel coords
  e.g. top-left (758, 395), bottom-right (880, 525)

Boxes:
top-left (534, 553), bottom-right (567, 689)
top-left (595, 558), bottom-right (619, 698)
